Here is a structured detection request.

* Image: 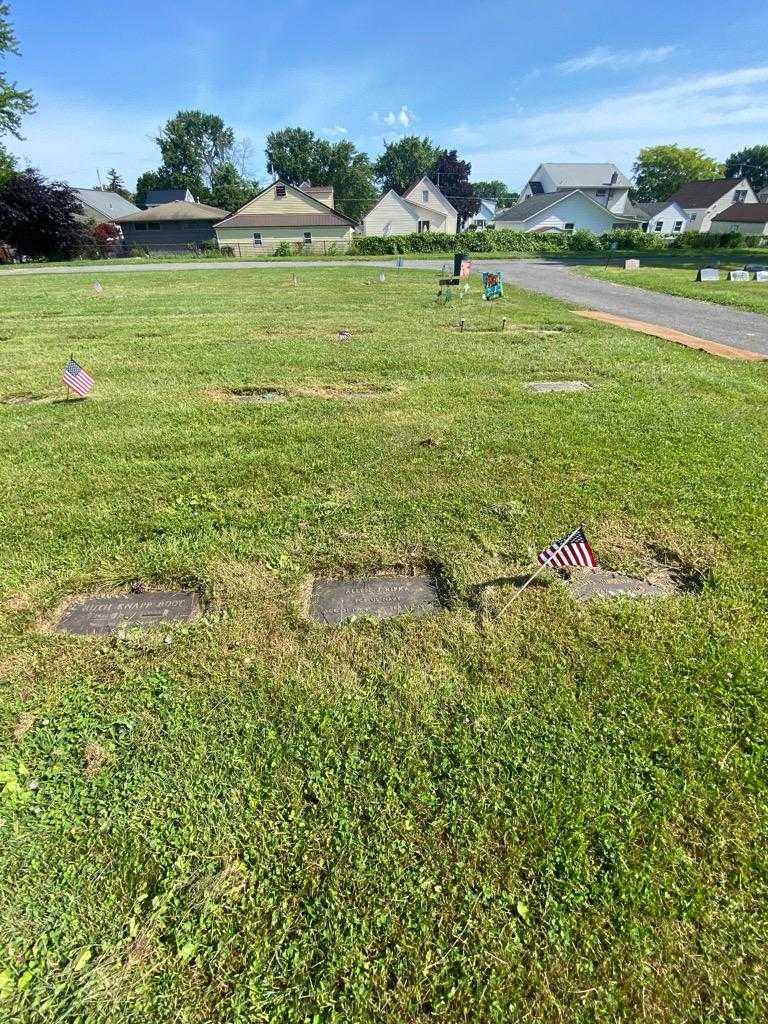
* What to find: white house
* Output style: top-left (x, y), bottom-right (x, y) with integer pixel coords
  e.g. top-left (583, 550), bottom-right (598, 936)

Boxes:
top-left (709, 203), bottom-right (768, 236)
top-left (362, 177), bottom-right (458, 236)
top-left (494, 189), bottom-right (643, 234)
top-left (635, 201), bottom-right (688, 235)
top-left (519, 163), bottom-right (635, 215)
top-left (466, 197), bottom-right (497, 230)
top-left (759, 187), bottom-right (768, 203)
top-left (666, 177), bottom-right (757, 232)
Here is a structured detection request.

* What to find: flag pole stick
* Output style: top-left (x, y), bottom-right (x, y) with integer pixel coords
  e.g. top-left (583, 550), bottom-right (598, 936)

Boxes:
top-left (497, 524), bottom-right (584, 617)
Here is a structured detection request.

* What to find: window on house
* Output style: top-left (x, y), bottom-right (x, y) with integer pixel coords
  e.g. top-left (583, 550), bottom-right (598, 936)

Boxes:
top-left (275, 184), bottom-right (286, 198)
top-left (642, 222), bottom-right (649, 232)
top-left (422, 190), bottom-right (429, 203)
top-left (734, 190), bottom-right (747, 203)
top-left (476, 219), bottom-right (486, 229)
top-left (303, 232), bottom-right (312, 244)
top-left (690, 213), bottom-right (697, 221)
top-left (417, 220), bottom-right (430, 233)
top-left (564, 222), bottom-right (575, 232)
top-left (529, 180), bottom-right (544, 194)
top-left (134, 223), bottom-right (147, 231)
top-left (612, 223), bottom-right (624, 230)
top-left (673, 221), bottom-right (683, 232)
top-left (654, 222), bottom-right (664, 232)
top-left (253, 232), bottom-right (262, 245)
top-left (596, 189), bottom-right (607, 197)
top-left (148, 222), bottom-right (161, 230)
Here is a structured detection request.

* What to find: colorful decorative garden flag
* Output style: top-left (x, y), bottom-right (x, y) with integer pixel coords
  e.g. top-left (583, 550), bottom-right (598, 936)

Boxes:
top-left (482, 271), bottom-right (503, 300)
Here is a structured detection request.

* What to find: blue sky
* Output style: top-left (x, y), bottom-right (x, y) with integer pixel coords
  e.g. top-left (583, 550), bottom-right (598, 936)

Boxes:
top-left (5, 0), bottom-right (768, 192)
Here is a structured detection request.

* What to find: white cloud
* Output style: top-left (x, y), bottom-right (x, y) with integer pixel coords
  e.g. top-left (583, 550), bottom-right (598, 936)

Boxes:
top-left (328, 125), bottom-right (348, 135)
top-left (556, 45), bottom-right (680, 74)
top-left (381, 105), bottom-right (413, 128)
top-left (448, 64), bottom-right (768, 188)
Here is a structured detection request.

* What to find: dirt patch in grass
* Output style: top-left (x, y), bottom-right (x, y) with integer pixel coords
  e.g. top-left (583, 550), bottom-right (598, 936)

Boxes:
top-left (1, 392), bottom-right (58, 406)
top-left (449, 322), bottom-right (571, 336)
top-left (84, 740), bottom-right (109, 776)
top-left (208, 383), bottom-right (393, 403)
top-left (13, 712), bottom-right (36, 742)
top-left (597, 519), bottom-right (719, 594)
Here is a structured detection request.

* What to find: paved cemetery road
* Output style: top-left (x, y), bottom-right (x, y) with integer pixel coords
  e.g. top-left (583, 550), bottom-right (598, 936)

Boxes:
top-left (2, 256), bottom-right (767, 356)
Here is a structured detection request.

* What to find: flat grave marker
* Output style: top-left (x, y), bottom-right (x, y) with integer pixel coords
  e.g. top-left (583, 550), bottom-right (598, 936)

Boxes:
top-left (231, 388), bottom-right (288, 403)
top-left (728, 270), bottom-right (750, 282)
top-left (526, 381), bottom-right (592, 393)
top-left (697, 268), bottom-right (720, 282)
top-left (310, 575), bottom-right (441, 624)
top-left (566, 569), bottom-right (677, 602)
top-left (55, 591), bottom-right (202, 636)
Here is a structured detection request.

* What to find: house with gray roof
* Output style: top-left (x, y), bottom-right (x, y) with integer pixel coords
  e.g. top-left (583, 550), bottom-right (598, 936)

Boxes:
top-left (116, 200), bottom-right (229, 251)
top-left (634, 200), bottom-right (689, 235)
top-left (73, 188), bottom-right (140, 224)
top-left (666, 177), bottom-right (757, 232)
top-left (520, 163), bottom-right (634, 216)
top-left (494, 189), bottom-right (643, 234)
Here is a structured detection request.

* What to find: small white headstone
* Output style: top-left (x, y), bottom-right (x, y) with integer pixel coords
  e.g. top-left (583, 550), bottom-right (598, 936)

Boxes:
top-left (697, 268), bottom-right (720, 282)
top-left (379, 272), bottom-right (386, 283)
top-left (755, 270), bottom-right (768, 283)
top-left (624, 258), bottom-right (640, 271)
top-left (92, 281), bottom-right (103, 293)
top-left (728, 270), bottom-right (749, 282)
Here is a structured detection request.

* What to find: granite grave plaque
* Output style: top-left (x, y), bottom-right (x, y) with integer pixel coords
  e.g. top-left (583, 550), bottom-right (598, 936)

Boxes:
top-left (231, 389), bottom-right (288, 403)
top-left (697, 268), bottom-right (720, 282)
top-left (310, 575), bottom-right (441, 624)
top-left (755, 271), bottom-right (768, 283)
top-left (55, 591), bottom-right (201, 635)
top-left (728, 270), bottom-right (749, 282)
top-left (526, 381), bottom-right (591, 393)
top-left (567, 569), bottom-right (676, 602)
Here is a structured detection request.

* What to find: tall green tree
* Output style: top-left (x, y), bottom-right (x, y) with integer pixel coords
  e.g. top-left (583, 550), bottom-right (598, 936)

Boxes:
top-left (0, 1), bottom-right (35, 141)
top-left (724, 145), bottom-right (768, 193)
top-left (373, 135), bottom-right (444, 194)
top-left (432, 150), bottom-right (479, 228)
top-left (136, 110), bottom-right (254, 207)
top-left (265, 127), bottom-right (377, 219)
top-left (0, 142), bottom-right (14, 183)
top-left (632, 144), bottom-right (723, 202)
top-left (102, 168), bottom-right (134, 202)
top-left (209, 161), bottom-right (259, 212)
top-left (471, 179), bottom-right (519, 208)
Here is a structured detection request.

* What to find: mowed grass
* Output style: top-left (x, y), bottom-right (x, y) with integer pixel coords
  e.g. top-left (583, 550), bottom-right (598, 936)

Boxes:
top-left (1, 267), bottom-right (768, 1023)
top-left (576, 264), bottom-right (768, 314)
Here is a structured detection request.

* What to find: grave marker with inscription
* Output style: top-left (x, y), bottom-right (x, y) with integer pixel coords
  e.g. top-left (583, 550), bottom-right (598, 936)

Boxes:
top-left (567, 569), bottom-right (677, 601)
top-left (728, 270), bottom-right (749, 282)
top-left (755, 270), bottom-right (768, 283)
top-left (55, 591), bottom-right (201, 635)
top-left (310, 575), bottom-right (441, 624)
top-left (624, 259), bottom-right (640, 271)
top-left (697, 268), bottom-right (720, 282)
top-left (526, 381), bottom-right (591, 393)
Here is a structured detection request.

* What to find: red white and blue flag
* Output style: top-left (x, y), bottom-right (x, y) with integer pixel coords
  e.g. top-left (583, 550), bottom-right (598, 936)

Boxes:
top-left (63, 357), bottom-right (95, 397)
top-left (538, 527), bottom-right (598, 569)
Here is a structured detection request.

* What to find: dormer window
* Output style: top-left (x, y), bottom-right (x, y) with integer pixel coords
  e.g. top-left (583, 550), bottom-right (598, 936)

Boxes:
top-left (529, 180), bottom-right (544, 194)
top-left (734, 190), bottom-right (747, 203)
top-left (275, 184), bottom-right (286, 198)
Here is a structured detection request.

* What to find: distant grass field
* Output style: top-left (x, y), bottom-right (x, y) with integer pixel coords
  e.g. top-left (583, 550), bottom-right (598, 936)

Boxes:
top-left (576, 264), bottom-right (768, 314)
top-left (2, 268), bottom-right (768, 1023)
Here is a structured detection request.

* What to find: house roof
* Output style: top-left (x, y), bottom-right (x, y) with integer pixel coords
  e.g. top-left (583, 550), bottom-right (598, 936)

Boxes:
top-left (215, 180), bottom-right (356, 229)
top-left (74, 188), bottom-right (140, 220)
top-left (536, 163), bottom-right (632, 189)
top-left (667, 178), bottom-right (746, 208)
top-left (117, 200), bottom-right (229, 223)
top-left (711, 203), bottom-right (768, 224)
top-left (496, 189), bottom-right (643, 223)
top-left (145, 189), bottom-right (194, 205)
top-left (634, 201), bottom-right (687, 218)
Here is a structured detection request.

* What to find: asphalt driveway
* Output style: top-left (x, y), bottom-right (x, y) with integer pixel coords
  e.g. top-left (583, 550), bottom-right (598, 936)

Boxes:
top-left (2, 256), bottom-right (767, 357)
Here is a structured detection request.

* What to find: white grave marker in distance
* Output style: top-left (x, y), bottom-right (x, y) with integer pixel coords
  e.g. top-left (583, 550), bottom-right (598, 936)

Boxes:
top-left (697, 268), bottom-right (720, 282)
top-left (624, 258), bottom-right (640, 271)
top-left (728, 270), bottom-right (750, 282)
top-left (92, 281), bottom-right (103, 293)
top-left (755, 270), bottom-right (768, 283)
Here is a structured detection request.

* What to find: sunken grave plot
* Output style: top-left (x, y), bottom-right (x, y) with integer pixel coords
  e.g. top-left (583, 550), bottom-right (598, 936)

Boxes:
top-left (211, 384), bottom-right (392, 403)
top-left (54, 590), bottom-right (202, 636)
top-left (309, 574), bottom-right (442, 625)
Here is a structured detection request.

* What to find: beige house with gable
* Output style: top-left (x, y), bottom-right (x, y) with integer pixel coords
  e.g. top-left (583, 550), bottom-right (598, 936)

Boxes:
top-left (362, 177), bottom-right (458, 236)
top-left (214, 180), bottom-right (355, 254)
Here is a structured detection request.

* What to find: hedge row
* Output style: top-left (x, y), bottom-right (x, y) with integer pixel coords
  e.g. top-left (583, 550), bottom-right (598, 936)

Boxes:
top-left (349, 227), bottom-right (766, 255)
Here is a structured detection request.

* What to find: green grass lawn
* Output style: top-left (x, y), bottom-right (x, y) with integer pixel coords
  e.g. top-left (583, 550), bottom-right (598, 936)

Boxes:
top-left (576, 264), bottom-right (768, 314)
top-left (2, 268), bottom-right (768, 1023)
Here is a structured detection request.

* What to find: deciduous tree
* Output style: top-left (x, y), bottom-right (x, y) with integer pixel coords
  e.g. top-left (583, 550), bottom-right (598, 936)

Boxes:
top-left (632, 144), bottom-right (723, 202)
top-left (0, 168), bottom-right (89, 259)
top-left (472, 179), bottom-right (519, 208)
top-left (432, 150), bottom-right (479, 228)
top-left (373, 135), bottom-right (444, 194)
top-left (0, 2), bottom-right (34, 141)
top-left (724, 145), bottom-right (768, 193)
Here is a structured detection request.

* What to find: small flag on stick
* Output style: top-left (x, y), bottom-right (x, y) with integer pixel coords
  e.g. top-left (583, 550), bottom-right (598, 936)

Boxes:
top-left (538, 526), bottom-right (598, 569)
top-left (498, 524), bottom-right (597, 614)
top-left (63, 356), bottom-right (95, 398)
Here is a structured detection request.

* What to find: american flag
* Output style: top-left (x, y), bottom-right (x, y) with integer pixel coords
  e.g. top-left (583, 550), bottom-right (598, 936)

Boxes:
top-left (63, 357), bottom-right (95, 397)
top-left (538, 526), bottom-right (598, 569)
